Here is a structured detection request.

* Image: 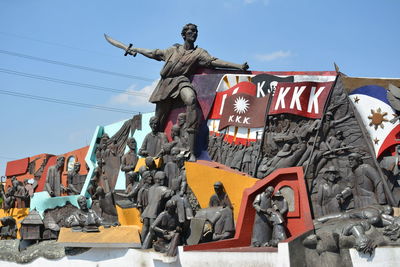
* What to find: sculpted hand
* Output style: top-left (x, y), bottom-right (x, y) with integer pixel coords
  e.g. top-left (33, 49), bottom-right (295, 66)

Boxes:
top-left (127, 47), bottom-right (137, 57)
top-left (241, 62), bottom-right (249, 71)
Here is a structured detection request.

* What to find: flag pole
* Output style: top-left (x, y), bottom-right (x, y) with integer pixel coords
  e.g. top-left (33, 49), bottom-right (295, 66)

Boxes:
top-left (253, 90), bottom-right (274, 177)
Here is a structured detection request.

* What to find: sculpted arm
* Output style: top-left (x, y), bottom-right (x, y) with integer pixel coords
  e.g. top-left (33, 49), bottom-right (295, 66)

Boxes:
top-left (210, 59), bottom-right (249, 71)
top-left (128, 47), bottom-right (165, 61)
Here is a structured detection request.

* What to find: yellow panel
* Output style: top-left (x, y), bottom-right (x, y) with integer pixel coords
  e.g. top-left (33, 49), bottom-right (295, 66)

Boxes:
top-left (57, 225), bottom-right (141, 246)
top-left (185, 161), bottom-right (258, 220)
top-left (116, 205), bottom-right (142, 230)
top-left (0, 208), bottom-right (30, 239)
top-left (134, 158), bottom-right (162, 172)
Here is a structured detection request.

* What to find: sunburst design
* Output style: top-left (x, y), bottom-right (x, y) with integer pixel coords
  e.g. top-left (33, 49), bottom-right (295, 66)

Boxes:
top-left (368, 108), bottom-right (388, 130)
top-left (233, 96), bottom-right (250, 114)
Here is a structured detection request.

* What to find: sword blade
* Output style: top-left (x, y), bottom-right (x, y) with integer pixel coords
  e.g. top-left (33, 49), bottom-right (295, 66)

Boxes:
top-left (104, 34), bottom-right (129, 51)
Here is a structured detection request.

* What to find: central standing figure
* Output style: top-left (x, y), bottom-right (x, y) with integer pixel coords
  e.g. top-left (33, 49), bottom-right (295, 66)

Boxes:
top-left (126, 23), bottom-right (249, 161)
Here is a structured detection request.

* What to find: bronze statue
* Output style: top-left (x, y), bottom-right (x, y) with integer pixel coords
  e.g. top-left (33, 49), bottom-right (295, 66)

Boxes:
top-left (139, 116), bottom-right (168, 158)
top-left (316, 166), bottom-right (342, 217)
top-left (209, 181), bottom-right (232, 209)
top-left (106, 23), bottom-right (248, 161)
top-left (150, 200), bottom-right (181, 256)
top-left (121, 137), bottom-right (139, 185)
top-left (66, 162), bottom-right (83, 195)
top-left (337, 153), bottom-right (386, 208)
top-left (45, 156), bottom-right (65, 197)
top-left (380, 145), bottom-right (400, 206)
top-left (141, 171), bottom-right (174, 247)
top-left (66, 195), bottom-right (103, 232)
top-left (251, 186), bottom-right (274, 247)
top-left (0, 216), bottom-right (17, 239)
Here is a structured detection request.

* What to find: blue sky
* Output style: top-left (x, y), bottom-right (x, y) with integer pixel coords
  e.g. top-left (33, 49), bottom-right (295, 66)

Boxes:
top-left (1, 0), bottom-right (400, 176)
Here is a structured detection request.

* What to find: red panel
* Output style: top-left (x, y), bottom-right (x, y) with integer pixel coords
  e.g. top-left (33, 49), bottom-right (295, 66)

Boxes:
top-left (36, 156), bottom-right (56, 192)
top-left (5, 157), bottom-right (29, 177)
top-left (184, 166), bottom-right (314, 251)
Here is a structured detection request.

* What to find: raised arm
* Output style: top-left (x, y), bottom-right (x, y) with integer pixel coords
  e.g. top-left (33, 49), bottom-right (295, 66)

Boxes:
top-left (128, 47), bottom-right (164, 61)
top-left (210, 59), bottom-right (249, 71)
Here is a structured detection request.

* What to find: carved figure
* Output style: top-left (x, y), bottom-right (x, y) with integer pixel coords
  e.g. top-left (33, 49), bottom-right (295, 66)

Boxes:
top-left (121, 137), bottom-right (139, 185)
top-left (66, 195), bottom-right (102, 232)
top-left (139, 116), bottom-right (168, 157)
top-left (380, 145), bottom-right (400, 206)
top-left (141, 171), bottom-right (174, 247)
top-left (168, 153), bottom-right (194, 225)
top-left (316, 166), bottom-right (342, 217)
top-left (0, 216), bottom-right (17, 239)
top-left (251, 186), bottom-right (274, 247)
top-left (115, 171), bottom-right (139, 205)
top-left (66, 162), bottom-right (83, 195)
top-left (137, 171), bottom-right (153, 212)
top-left (150, 200), bottom-right (181, 256)
top-left (45, 156), bottom-right (65, 197)
top-left (117, 24), bottom-right (248, 161)
top-left (209, 181), bottom-right (232, 209)
top-left (337, 153), bottom-right (386, 208)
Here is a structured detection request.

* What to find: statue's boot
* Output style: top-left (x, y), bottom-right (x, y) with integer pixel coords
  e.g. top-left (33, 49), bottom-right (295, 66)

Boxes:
top-left (187, 131), bottom-right (197, 162)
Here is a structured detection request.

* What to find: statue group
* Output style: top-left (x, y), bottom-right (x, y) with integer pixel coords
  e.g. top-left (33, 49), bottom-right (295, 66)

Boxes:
top-left (2, 23), bottom-right (400, 267)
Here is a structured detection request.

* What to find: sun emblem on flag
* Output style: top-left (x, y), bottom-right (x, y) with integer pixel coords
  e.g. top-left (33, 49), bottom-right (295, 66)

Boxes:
top-left (233, 96), bottom-right (250, 114)
top-left (368, 108), bottom-right (388, 130)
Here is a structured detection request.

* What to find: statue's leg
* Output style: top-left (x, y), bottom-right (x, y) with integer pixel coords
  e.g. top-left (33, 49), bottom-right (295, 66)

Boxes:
top-left (155, 99), bottom-right (172, 131)
top-left (180, 86), bottom-right (199, 161)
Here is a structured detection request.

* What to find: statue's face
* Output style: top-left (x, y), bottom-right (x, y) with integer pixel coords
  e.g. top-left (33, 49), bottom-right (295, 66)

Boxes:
top-left (128, 139), bottom-right (136, 150)
top-left (183, 25), bottom-right (197, 43)
top-left (348, 156), bottom-right (359, 168)
top-left (150, 120), bottom-right (158, 132)
top-left (327, 172), bottom-right (337, 182)
top-left (78, 197), bottom-right (88, 211)
top-left (74, 164), bottom-right (81, 172)
top-left (177, 115), bottom-right (186, 126)
top-left (57, 158), bottom-right (65, 168)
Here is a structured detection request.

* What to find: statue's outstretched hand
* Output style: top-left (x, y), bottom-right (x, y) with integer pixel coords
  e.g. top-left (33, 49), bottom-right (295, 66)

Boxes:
top-left (127, 47), bottom-right (137, 57)
top-left (241, 62), bottom-right (249, 71)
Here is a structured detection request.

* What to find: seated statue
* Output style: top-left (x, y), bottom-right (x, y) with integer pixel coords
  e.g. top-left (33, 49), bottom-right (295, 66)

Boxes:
top-left (66, 195), bottom-right (103, 232)
top-left (150, 200), bottom-right (181, 256)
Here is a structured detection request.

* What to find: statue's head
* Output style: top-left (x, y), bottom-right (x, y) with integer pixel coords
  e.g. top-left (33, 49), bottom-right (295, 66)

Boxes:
top-left (139, 165), bottom-right (147, 176)
top-left (383, 205), bottom-right (394, 215)
top-left (73, 162), bottom-right (81, 172)
top-left (56, 156), bottom-right (65, 169)
top-left (154, 171), bottom-right (166, 185)
top-left (213, 181), bottom-right (224, 194)
top-left (165, 199), bottom-right (177, 214)
top-left (149, 116), bottom-right (159, 133)
top-left (265, 186), bottom-right (275, 196)
top-left (171, 125), bottom-right (181, 138)
top-left (171, 147), bottom-right (181, 162)
top-left (145, 156), bottom-right (156, 169)
top-left (142, 171), bottom-right (153, 184)
top-left (127, 171), bottom-right (138, 183)
top-left (335, 130), bottom-right (344, 139)
top-left (77, 195), bottom-right (88, 211)
top-left (177, 113), bottom-right (186, 127)
top-left (324, 166), bottom-right (338, 182)
top-left (127, 137), bottom-right (137, 151)
top-left (348, 152), bottom-right (362, 168)
top-left (181, 23), bottom-right (198, 43)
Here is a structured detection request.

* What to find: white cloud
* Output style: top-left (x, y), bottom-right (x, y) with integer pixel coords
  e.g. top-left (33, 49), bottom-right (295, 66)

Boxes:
top-left (255, 50), bottom-right (292, 62)
top-left (109, 79), bottom-right (159, 112)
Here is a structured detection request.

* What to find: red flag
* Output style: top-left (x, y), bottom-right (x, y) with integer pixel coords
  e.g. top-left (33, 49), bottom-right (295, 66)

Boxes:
top-left (218, 93), bottom-right (269, 131)
top-left (268, 81), bottom-right (334, 119)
